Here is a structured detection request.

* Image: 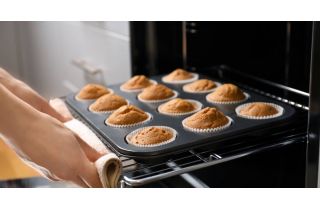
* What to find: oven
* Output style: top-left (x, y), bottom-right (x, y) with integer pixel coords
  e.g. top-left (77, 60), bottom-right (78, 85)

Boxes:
top-left (71, 21), bottom-right (319, 188)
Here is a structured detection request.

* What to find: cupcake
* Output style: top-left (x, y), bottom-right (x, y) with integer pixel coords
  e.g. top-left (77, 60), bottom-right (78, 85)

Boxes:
top-left (158, 98), bottom-right (201, 116)
top-left (89, 93), bottom-right (128, 113)
top-left (138, 84), bottom-right (176, 102)
top-left (162, 68), bottom-right (198, 84)
top-left (236, 102), bottom-right (284, 119)
top-left (127, 126), bottom-right (176, 147)
top-left (206, 83), bottom-right (246, 104)
top-left (182, 107), bottom-right (231, 132)
top-left (120, 75), bottom-right (154, 91)
top-left (76, 84), bottom-right (111, 100)
top-left (183, 79), bottom-right (218, 93)
top-left (106, 105), bottom-right (150, 127)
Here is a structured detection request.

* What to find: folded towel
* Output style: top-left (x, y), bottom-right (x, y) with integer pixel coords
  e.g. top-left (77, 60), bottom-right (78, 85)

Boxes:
top-left (64, 119), bottom-right (122, 188)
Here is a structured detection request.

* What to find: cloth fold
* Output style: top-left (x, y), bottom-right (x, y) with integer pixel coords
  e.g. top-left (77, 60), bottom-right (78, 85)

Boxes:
top-left (64, 119), bottom-right (122, 188)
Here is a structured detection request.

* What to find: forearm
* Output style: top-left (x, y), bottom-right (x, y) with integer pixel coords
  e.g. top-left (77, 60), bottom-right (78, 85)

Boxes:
top-left (0, 68), bottom-right (67, 122)
top-left (0, 83), bottom-right (41, 143)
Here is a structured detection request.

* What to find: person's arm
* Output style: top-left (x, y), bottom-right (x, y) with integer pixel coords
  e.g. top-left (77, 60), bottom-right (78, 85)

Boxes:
top-left (0, 83), bottom-right (102, 187)
top-left (0, 67), bottom-right (71, 122)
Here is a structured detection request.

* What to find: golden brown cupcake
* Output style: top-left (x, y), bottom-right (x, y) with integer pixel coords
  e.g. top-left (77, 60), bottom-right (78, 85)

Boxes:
top-left (106, 105), bottom-right (149, 126)
top-left (238, 102), bottom-right (278, 117)
top-left (121, 75), bottom-right (153, 90)
top-left (138, 84), bottom-right (175, 101)
top-left (163, 68), bottom-right (193, 81)
top-left (76, 84), bottom-right (111, 100)
top-left (158, 98), bottom-right (196, 114)
top-left (183, 79), bottom-right (217, 92)
top-left (207, 83), bottom-right (246, 103)
top-left (129, 127), bottom-right (174, 145)
top-left (183, 107), bottom-right (229, 129)
top-left (89, 94), bottom-right (127, 112)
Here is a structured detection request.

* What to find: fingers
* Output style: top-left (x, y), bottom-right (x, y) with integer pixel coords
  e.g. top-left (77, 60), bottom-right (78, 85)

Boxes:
top-left (49, 98), bottom-right (73, 122)
top-left (73, 175), bottom-right (90, 188)
top-left (79, 162), bottom-right (103, 188)
top-left (74, 133), bottom-right (104, 162)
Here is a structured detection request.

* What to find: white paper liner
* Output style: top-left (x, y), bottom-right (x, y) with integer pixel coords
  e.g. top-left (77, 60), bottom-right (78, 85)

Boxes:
top-left (158, 99), bottom-right (203, 116)
top-left (182, 81), bottom-right (222, 94)
top-left (75, 88), bottom-right (114, 101)
top-left (235, 102), bottom-right (284, 120)
top-left (137, 90), bottom-right (179, 103)
top-left (182, 116), bottom-right (233, 133)
top-left (162, 73), bottom-right (199, 84)
top-left (120, 80), bottom-right (157, 93)
top-left (126, 126), bottom-right (177, 148)
top-left (206, 92), bottom-right (250, 105)
top-left (105, 112), bottom-right (152, 128)
top-left (88, 99), bottom-right (130, 114)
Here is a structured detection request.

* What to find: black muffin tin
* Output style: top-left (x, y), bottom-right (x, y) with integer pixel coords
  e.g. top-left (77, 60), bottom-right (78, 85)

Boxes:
top-left (66, 75), bottom-right (296, 160)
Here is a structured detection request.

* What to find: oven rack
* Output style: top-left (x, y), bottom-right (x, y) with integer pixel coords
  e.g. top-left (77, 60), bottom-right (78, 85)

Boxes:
top-left (119, 135), bottom-right (304, 187)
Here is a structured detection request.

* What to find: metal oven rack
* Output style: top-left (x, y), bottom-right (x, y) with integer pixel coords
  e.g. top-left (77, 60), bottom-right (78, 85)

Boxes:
top-left (119, 135), bottom-right (305, 187)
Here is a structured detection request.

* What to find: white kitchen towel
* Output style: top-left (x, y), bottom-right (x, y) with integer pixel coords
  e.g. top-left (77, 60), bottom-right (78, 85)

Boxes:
top-left (64, 119), bottom-right (122, 188)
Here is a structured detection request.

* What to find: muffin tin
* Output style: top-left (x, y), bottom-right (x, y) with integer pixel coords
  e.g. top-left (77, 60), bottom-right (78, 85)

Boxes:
top-left (66, 74), bottom-right (296, 160)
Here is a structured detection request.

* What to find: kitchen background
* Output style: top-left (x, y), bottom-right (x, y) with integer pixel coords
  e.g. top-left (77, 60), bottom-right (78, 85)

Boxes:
top-left (0, 21), bottom-right (131, 98)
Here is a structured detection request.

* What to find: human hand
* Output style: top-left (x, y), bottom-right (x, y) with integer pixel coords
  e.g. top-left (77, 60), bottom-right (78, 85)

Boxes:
top-left (14, 113), bottom-right (103, 187)
top-left (0, 84), bottom-right (102, 187)
top-left (49, 98), bottom-right (74, 121)
top-left (0, 67), bottom-right (68, 122)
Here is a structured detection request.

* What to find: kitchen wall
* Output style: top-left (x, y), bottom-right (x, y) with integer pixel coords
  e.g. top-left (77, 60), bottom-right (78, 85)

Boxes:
top-left (0, 22), bottom-right (22, 79)
top-left (0, 21), bottom-right (131, 98)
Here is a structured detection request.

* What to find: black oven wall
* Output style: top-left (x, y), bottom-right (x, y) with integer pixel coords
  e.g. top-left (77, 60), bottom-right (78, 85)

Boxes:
top-left (130, 21), bottom-right (312, 93)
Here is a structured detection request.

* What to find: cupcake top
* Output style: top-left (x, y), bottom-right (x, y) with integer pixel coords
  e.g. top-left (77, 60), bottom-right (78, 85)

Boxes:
top-left (238, 102), bottom-right (278, 117)
top-left (159, 98), bottom-right (196, 113)
top-left (139, 84), bottom-right (174, 101)
top-left (184, 79), bottom-right (217, 92)
top-left (207, 83), bottom-right (245, 102)
top-left (121, 75), bottom-right (153, 90)
top-left (77, 84), bottom-right (110, 100)
top-left (184, 107), bottom-right (229, 129)
top-left (163, 68), bottom-right (193, 81)
top-left (106, 105), bottom-right (149, 126)
top-left (90, 93), bottom-right (127, 112)
top-left (129, 127), bottom-right (173, 145)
